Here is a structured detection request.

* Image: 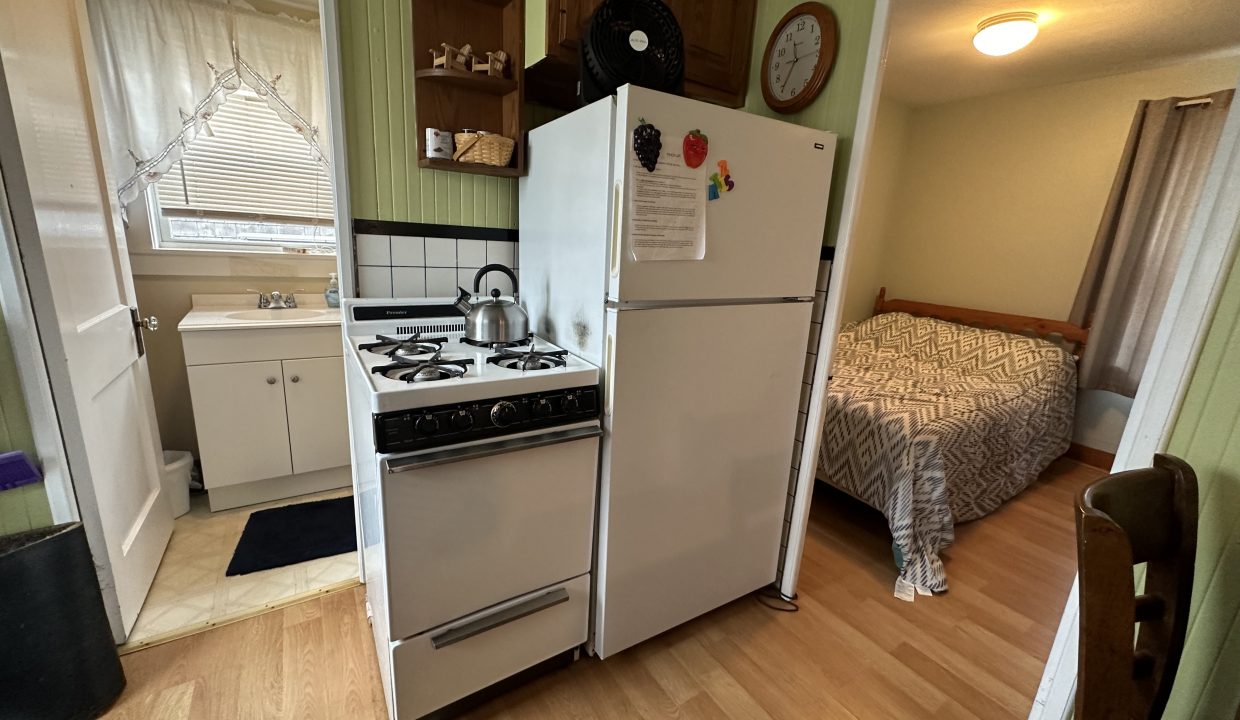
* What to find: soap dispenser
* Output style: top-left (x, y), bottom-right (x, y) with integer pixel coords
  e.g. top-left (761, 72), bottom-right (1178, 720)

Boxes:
top-left (325, 272), bottom-right (340, 308)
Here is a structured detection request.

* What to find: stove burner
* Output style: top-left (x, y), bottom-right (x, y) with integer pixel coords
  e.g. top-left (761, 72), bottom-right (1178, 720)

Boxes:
top-left (486, 345), bottom-right (569, 372)
top-left (461, 335), bottom-right (533, 351)
top-left (360, 334), bottom-right (448, 358)
top-left (372, 351), bottom-right (474, 383)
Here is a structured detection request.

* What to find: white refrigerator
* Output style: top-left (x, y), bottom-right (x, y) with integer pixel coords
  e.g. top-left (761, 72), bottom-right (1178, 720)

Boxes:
top-left (520, 85), bottom-right (835, 658)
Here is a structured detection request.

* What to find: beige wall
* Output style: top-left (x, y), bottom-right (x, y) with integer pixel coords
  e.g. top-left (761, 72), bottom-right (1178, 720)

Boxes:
top-left (135, 274), bottom-right (334, 457)
top-left (869, 54), bottom-right (1240, 320)
top-left (842, 97), bottom-right (911, 324)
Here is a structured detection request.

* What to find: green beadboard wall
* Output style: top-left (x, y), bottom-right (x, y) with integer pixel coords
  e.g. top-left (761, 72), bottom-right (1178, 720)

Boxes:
top-left (744, 0), bottom-right (877, 246)
top-left (339, 0), bottom-right (877, 244)
top-left (1162, 233), bottom-right (1240, 719)
top-left (340, 0), bottom-right (519, 228)
top-left (0, 314), bottom-right (52, 535)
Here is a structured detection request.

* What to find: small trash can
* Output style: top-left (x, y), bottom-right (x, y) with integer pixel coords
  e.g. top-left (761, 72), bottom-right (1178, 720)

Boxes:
top-left (0, 522), bottom-right (126, 719)
top-left (161, 450), bottom-right (194, 518)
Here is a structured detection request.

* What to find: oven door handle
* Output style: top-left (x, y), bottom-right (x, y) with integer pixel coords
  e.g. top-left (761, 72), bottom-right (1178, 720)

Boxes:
top-left (383, 424), bottom-right (602, 474)
top-left (430, 587), bottom-right (570, 649)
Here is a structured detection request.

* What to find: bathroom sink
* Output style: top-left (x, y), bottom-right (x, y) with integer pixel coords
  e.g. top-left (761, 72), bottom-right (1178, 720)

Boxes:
top-left (225, 309), bottom-right (326, 321)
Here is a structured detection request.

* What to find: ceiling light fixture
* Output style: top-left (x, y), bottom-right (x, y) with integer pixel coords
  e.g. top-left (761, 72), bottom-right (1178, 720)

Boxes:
top-left (973, 12), bottom-right (1039, 56)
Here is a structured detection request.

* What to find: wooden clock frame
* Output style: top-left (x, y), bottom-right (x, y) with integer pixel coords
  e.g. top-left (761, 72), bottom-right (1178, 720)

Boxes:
top-left (760, 1), bottom-right (839, 114)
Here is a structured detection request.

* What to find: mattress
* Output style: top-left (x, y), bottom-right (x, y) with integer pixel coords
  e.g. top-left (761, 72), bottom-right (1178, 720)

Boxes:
top-left (819, 312), bottom-right (1076, 597)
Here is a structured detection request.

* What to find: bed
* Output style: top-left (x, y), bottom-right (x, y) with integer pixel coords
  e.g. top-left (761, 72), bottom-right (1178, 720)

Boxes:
top-left (818, 289), bottom-right (1086, 598)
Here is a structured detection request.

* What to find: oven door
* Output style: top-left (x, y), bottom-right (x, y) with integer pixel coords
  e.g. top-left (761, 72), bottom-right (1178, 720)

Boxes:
top-left (379, 421), bottom-right (601, 641)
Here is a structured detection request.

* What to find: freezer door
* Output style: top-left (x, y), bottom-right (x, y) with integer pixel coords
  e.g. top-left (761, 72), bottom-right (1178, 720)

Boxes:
top-left (520, 97), bottom-right (615, 366)
top-left (593, 301), bottom-right (810, 658)
top-left (609, 85), bottom-right (836, 303)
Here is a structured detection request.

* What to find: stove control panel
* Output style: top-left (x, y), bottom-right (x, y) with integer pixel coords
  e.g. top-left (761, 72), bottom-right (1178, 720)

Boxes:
top-left (374, 385), bottom-right (600, 454)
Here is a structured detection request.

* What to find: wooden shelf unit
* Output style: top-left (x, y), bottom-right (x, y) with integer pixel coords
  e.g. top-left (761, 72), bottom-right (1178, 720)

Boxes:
top-left (416, 157), bottom-right (523, 178)
top-left (412, 0), bottom-right (525, 177)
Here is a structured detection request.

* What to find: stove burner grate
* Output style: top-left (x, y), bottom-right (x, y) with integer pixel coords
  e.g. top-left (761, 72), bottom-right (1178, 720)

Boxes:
top-left (461, 335), bottom-right (533, 351)
top-left (360, 333), bottom-right (449, 358)
top-left (372, 351), bottom-right (474, 383)
top-left (486, 345), bottom-right (569, 372)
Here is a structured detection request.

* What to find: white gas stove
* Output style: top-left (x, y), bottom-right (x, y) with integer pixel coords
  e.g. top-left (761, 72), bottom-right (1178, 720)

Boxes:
top-left (345, 299), bottom-right (598, 416)
top-left (343, 298), bottom-right (600, 720)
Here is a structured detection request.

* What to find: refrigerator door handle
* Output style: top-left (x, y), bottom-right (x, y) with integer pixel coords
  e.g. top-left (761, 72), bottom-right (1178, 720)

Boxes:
top-left (610, 183), bottom-right (622, 279)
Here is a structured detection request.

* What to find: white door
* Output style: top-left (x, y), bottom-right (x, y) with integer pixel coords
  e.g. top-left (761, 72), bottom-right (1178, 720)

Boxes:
top-left (284, 356), bottom-right (350, 474)
top-left (609, 85), bottom-right (836, 304)
top-left (593, 301), bottom-right (810, 658)
top-left (0, 0), bottom-right (172, 640)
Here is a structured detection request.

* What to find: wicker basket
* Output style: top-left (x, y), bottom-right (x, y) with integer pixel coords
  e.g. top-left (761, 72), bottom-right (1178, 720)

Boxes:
top-left (452, 132), bottom-right (515, 167)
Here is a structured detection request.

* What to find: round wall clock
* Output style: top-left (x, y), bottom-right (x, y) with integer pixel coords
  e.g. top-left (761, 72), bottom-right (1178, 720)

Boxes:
top-left (760, 2), bottom-right (839, 114)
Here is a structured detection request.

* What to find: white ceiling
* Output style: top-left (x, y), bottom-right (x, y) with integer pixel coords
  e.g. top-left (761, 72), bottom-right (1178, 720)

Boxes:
top-left (882, 0), bottom-right (1240, 106)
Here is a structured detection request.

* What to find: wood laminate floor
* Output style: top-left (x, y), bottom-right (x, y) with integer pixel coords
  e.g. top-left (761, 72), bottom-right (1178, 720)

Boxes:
top-left (108, 458), bottom-right (1101, 720)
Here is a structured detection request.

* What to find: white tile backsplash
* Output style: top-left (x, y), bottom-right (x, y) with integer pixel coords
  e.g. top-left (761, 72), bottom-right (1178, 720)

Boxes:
top-left (458, 268), bottom-right (482, 295)
top-left (392, 267), bottom-right (426, 297)
top-left (425, 236), bottom-right (456, 267)
top-left (354, 232), bottom-right (519, 300)
top-left (486, 240), bottom-right (515, 268)
top-left (458, 239), bottom-right (487, 268)
top-left (426, 268), bottom-right (458, 298)
top-left (488, 269), bottom-right (515, 297)
top-left (355, 234), bottom-right (391, 266)
top-left (391, 236), bottom-right (425, 266)
top-left (357, 266), bottom-right (392, 298)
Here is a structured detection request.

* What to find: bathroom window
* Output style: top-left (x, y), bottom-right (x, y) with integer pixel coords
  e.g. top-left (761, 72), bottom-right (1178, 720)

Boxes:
top-left (150, 87), bottom-right (335, 254)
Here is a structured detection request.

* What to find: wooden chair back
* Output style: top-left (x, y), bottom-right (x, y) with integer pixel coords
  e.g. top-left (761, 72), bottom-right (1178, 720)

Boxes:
top-left (1076, 453), bottom-right (1198, 720)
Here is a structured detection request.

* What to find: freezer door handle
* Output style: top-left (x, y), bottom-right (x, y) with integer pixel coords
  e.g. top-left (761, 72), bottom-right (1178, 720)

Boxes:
top-left (609, 183), bottom-right (622, 278)
top-left (430, 587), bottom-right (570, 649)
top-left (383, 424), bottom-right (602, 474)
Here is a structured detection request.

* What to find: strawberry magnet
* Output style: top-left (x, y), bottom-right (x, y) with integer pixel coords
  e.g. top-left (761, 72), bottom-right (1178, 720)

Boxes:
top-left (682, 129), bottom-right (709, 169)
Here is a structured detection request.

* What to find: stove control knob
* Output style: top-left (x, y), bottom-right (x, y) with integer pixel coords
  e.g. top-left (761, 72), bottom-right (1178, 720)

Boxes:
top-left (562, 394), bottom-right (580, 413)
top-left (451, 410), bottom-right (474, 431)
top-left (533, 399), bottom-right (553, 418)
top-left (415, 414), bottom-right (440, 435)
top-left (490, 401), bottom-right (518, 428)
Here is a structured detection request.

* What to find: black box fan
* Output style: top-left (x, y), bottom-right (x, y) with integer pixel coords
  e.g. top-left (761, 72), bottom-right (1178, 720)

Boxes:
top-left (579, 0), bottom-right (685, 105)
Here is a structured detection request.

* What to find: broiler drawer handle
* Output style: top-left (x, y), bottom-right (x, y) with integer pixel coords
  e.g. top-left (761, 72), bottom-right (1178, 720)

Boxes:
top-left (430, 587), bottom-right (570, 649)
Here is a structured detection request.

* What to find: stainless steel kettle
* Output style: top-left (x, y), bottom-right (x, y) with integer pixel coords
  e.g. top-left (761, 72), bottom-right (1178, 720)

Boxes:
top-left (454, 264), bottom-right (529, 345)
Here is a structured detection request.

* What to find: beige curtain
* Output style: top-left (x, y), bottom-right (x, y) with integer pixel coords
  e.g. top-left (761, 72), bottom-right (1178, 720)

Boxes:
top-left (1070, 89), bottom-right (1234, 397)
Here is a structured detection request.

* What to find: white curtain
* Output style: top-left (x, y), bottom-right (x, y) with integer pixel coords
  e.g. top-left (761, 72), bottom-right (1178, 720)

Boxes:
top-left (87, 0), bottom-right (327, 206)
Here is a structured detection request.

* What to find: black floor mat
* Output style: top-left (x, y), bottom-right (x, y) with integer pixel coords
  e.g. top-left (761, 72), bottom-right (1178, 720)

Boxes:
top-left (225, 496), bottom-right (356, 576)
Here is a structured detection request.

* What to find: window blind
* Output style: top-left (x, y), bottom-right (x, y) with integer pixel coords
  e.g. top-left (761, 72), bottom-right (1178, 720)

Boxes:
top-left (156, 87), bottom-right (332, 223)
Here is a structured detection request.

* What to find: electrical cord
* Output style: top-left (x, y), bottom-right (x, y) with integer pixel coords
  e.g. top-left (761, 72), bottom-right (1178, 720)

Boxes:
top-left (754, 585), bottom-right (799, 612)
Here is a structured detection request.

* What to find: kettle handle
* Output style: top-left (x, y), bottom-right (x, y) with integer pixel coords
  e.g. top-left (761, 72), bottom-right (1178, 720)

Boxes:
top-left (472, 264), bottom-right (519, 299)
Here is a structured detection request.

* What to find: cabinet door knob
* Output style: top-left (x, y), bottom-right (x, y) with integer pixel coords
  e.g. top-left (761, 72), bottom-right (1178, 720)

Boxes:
top-left (290, 375), bottom-right (300, 383)
top-left (266, 377), bottom-right (277, 385)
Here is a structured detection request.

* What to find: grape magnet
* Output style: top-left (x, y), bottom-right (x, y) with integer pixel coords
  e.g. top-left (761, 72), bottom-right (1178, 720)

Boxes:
top-left (633, 118), bottom-right (661, 172)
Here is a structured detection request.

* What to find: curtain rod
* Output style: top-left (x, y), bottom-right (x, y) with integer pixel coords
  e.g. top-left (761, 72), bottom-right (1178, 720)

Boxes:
top-left (1176, 97), bottom-right (1213, 108)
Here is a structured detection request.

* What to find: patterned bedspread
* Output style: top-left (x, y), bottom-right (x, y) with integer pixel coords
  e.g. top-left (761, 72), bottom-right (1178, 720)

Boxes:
top-left (819, 312), bottom-right (1076, 596)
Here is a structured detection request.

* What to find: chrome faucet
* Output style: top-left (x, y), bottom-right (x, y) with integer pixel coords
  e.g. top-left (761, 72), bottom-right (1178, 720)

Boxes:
top-left (246, 289), bottom-right (304, 309)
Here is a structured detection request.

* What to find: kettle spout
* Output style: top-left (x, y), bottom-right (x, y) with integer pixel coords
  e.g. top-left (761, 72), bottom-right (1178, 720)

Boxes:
top-left (453, 287), bottom-right (473, 316)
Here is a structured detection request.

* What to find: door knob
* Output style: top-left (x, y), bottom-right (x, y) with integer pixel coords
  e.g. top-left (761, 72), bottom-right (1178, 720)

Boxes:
top-left (290, 375), bottom-right (300, 383)
top-left (135, 315), bottom-right (159, 331)
top-left (266, 377), bottom-right (277, 385)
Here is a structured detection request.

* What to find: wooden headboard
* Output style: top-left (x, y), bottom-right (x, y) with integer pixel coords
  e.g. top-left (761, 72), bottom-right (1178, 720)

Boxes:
top-left (873, 287), bottom-right (1090, 352)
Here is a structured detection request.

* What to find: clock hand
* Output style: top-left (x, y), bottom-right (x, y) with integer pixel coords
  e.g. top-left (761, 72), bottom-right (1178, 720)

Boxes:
top-left (782, 57), bottom-right (799, 92)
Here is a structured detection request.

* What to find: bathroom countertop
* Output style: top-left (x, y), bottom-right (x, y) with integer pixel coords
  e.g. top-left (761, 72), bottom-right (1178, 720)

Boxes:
top-left (177, 294), bottom-right (342, 332)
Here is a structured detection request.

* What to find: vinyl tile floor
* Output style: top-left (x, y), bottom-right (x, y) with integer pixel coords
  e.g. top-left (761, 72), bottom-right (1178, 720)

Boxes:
top-left (127, 487), bottom-right (359, 644)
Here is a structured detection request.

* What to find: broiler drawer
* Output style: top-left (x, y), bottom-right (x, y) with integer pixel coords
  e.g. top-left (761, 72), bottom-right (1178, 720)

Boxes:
top-left (390, 573), bottom-right (589, 719)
